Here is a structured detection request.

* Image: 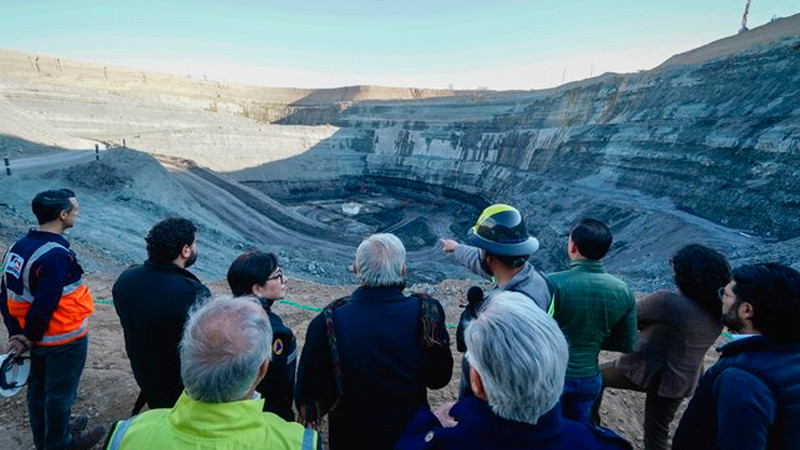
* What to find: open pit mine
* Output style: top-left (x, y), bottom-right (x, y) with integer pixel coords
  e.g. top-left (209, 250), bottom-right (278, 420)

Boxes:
top-left (1, 14), bottom-right (799, 292)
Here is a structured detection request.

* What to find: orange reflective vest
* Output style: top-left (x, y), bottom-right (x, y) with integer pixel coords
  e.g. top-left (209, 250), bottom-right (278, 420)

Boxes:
top-left (3, 236), bottom-right (94, 346)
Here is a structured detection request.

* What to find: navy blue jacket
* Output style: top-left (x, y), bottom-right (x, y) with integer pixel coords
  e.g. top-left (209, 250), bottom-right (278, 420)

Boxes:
top-left (296, 286), bottom-right (453, 450)
top-left (1, 229), bottom-right (83, 341)
top-left (673, 335), bottom-right (800, 450)
top-left (396, 396), bottom-right (631, 450)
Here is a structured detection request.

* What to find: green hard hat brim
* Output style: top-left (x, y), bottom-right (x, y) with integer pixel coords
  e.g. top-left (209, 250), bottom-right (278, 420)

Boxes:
top-left (467, 229), bottom-right (540, 256)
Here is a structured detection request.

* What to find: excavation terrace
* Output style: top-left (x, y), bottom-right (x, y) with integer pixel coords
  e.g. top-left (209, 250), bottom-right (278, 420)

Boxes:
top-left (1, 13), bottom-right (800, 450)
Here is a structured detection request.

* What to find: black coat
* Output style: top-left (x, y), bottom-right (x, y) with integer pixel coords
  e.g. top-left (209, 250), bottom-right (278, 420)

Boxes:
top-left (254, 298), bottom-right (297, 422)
top-left (112, 260), bottom-right (210, 409)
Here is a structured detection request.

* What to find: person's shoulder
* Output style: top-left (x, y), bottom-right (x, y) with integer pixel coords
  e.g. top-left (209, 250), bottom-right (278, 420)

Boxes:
top-left (268, 311), bottom-right (295, 338)
top-left (261, 412), bottom-right (319, 446)
top-left (562, 421), bottom-right (633, 449)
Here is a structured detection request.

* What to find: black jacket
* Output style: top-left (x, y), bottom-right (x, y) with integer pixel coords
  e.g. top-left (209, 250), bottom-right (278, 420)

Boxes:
top-left (296, 286), bottom-right (453, 450)
top-left (254, 297), bottom-right (297, 422)
top-left (112, 260), bottom-right (210, 409)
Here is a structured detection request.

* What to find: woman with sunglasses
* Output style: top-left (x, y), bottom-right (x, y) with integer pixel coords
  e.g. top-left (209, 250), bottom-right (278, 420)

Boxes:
top-left (227, 250), bottom-right (296, 421)
top-left (592, 244), bottom-right (731, 450)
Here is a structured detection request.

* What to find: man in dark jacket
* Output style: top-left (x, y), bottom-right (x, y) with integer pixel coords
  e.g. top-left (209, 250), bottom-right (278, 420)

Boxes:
top-left (296, 233), bottom-right (453, 450)
top-left (673, 263), bottom-right (800, 450)
top-left (396, 291), bottom-right (630, 450)
top-left (112, 217), bottom-right (210, 412)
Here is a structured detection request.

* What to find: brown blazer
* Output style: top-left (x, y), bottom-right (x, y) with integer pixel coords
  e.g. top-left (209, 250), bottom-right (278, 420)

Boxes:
top-left (615, 290), bottom-right (722, 398)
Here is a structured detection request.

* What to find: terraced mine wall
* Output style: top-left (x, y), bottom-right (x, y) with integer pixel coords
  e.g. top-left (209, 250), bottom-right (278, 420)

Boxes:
top-left (258, 29), bottom-right (800, 243)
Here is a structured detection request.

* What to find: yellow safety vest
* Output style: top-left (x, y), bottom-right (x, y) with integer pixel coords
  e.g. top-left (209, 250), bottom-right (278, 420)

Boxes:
top-left (106, 392), bottom-right (318, 450)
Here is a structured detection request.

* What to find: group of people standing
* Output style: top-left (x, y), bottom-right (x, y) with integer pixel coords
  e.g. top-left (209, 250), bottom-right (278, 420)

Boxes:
top-left (2, 189), bottom-right (800, 450)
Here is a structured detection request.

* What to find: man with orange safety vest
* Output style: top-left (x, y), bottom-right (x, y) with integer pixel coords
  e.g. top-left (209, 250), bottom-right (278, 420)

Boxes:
top-left (1, 189), bottom-right (106, 450)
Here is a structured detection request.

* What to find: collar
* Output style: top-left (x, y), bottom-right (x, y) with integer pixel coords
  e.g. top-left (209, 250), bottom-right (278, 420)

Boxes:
top-left (169, 391), bottom-right (267, 437)
top-left (26, 228), bottom-right (70, 248)
top-left (729, 333), bottom-right (758, 341)
top-left (568, 259), bottom-right (605, 272)
top-left (718, 334), bottom-right (800, 356)
top-left (244, 295), bottom-right (274, 311)
top-left (349, 285), bottom-right (407, 303)
top-left (144, 260), bottom-right (201, 281)
top-left (450, 396), bottom-right (563, 442)
top-left (497, 263), bottom-right (533, 290)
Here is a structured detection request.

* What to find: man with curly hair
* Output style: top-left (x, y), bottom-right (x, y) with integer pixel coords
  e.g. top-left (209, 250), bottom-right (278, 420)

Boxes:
top-left (112, 217), bottom-right (210, 412)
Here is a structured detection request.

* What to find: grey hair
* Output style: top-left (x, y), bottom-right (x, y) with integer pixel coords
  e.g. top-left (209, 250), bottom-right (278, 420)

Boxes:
top-left (465, 291), bottom-right (568, 425)
top-left (180, 296), bottom-right (272, 403)
top-left (354, 233), bottom-right (406, 287)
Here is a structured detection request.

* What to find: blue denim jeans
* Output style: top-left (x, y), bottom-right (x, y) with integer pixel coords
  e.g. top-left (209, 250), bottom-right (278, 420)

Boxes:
top-left (560, 373), bottom-right (603, 424)
top-left (27, 336), bottom-right (88, 450)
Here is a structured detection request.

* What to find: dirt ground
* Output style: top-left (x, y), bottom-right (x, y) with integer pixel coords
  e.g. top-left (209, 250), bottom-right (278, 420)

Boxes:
top-left (0, 271), bottom-right (727, 449)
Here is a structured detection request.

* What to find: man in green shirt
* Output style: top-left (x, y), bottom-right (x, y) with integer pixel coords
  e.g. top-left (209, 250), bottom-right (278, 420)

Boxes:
top-left (547, 218), bottom-right (637, 424)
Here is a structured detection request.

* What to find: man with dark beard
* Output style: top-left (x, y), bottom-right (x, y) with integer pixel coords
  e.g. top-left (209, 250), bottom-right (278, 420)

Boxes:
top-left (673, 263), bottom-right (800, 450)
top-left (113, 218), bottom-right (210, 413)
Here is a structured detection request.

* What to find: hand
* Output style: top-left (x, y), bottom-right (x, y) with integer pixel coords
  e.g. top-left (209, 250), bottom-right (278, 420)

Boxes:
top-left (6, 335), bottom-right (31, 357)
top-left (432, 401), bottom-right (458, 427)
top-left (440, 239), bottom-right (459, 253)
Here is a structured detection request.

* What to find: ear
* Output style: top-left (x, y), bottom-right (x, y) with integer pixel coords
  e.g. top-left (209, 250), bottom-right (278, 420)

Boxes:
top-left (401, 263), bottom-right (407, 277)
top-left (469, 366), bottom-right (487, 400)
top-left (180, 244), bottom-right (192, 259)
top-left (256, 358), bottom-right (269, 384)
top-left (352, 261), bottom-right (359, 274)
top-left (251, 283), bottom-right (265, 298)
top-left (740, 301), bottom-right (755, 320)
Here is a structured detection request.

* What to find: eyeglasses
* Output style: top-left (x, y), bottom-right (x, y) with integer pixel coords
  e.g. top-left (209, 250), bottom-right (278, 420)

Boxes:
top-left (717, 287), bottom-right (728, 301)
top-left (268, 270), bottom-right (286, 283)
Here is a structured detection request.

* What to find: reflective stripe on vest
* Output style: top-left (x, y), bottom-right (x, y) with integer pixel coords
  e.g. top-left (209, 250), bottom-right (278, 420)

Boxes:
top-left (107, 417), bottom-right (136, 450)
top-left (20, 242), bottom-right (68, 301)
top-left (38, 317), bottom-right (88, 345)
top-left (302, 428), bottom-right (315, 450)
top-left (62, 280), bottom-right (84, 296)
top-left (4, 240), bottom-right (92, 346)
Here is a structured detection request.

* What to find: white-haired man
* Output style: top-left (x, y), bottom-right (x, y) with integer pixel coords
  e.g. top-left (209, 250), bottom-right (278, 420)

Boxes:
top-left (396, 292), bottom-right (631, 449)
top-left (296, 233), bottom-right (453, 450)
top-left (105, 297), bottom-right (319, 450)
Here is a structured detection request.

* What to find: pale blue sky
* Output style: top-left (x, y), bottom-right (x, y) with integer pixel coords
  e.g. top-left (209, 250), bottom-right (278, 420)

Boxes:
top-left (1, 1), bottom-right (797, 90)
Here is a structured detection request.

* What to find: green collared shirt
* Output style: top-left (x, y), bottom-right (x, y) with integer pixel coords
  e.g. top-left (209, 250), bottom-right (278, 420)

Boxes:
top-left (547, 259), bottom-right (637, 378)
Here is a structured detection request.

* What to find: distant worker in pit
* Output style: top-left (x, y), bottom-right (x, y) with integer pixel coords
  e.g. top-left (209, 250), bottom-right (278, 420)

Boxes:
top-left (441, 203), bottom-right (551, 397)
top-left (227, 250), bottom-right (297, 422)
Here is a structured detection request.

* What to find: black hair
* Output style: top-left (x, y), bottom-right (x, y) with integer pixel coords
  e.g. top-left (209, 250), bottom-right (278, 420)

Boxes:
top-left (732, 263), bottom-right (800, 341)
top-left (145, 217), bottom-right (197, 264)
top-left (31, 189), bottom-right (76, 224)
top-left (570, 218), bottom-right (612, 260)
top-left (227, 250), bottom-right (279, 297)
top-left (672, 244), bottom-right (731, 319)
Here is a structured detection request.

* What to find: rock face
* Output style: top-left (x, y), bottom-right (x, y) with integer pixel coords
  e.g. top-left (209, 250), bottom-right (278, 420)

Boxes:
top-left (1, 15), bottom-right (798, 286)
top-left (257, 18), bottom-right (800, 243)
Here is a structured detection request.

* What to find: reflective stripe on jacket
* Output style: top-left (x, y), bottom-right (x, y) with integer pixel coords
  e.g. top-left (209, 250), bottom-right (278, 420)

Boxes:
top-left (2, 234), bottom-right (94, 346)
top-left (105, 392), bottom-right (318, 450)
